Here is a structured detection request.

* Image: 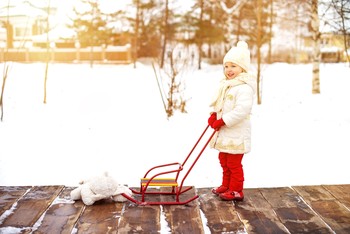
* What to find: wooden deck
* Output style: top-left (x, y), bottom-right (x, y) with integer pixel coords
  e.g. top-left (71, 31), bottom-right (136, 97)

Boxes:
top-left (0, 184), bottom-right (349, 233)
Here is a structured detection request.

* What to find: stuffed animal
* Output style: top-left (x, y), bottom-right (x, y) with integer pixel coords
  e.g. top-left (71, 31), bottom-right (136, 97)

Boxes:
top-left (70, 172), bottom-right (132, 205)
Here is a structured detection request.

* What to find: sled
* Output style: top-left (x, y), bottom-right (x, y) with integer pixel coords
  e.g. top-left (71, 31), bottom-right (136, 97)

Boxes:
top-left (122, 125), bottom-right (216, 205)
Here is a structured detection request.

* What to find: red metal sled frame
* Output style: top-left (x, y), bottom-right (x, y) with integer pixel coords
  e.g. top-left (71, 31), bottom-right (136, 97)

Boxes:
top-left (122, 125), bottom-right (216, 205)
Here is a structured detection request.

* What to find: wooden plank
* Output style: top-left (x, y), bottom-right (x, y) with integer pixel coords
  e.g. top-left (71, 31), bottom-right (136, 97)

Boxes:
top-left (0, 186), bottom-right (31, 217)
top-left (324, 184), bottom-right (350, 209)
top-left (197, 188), bottom-right (245, 233)
top-left (234, 188), bottom-right (289, 233)
top-left (0, 186), bottom-right (63, 229)
top-left (118, 189), bottom-right (161, 233)
top-left (161, 187), bottom-right (204, 233)
top-left (293, 185), bottom-right (350, 233)
top-left (74, 199), bottom-right (124, 234)
top-left (31, 187), bottom-right (84, 234)
top-left (118, 202), bottom-right (161, 233)
top-left (260, 187), bottom-right (331, 233)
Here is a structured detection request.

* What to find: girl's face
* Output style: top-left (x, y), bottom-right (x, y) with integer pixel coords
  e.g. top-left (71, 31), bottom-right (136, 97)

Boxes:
top-left (224, 62), bottom-right (243, 80)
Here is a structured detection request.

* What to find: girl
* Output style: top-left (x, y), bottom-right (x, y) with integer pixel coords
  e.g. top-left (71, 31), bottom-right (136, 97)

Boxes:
top-left (208, 41), bottom-right (256, 201)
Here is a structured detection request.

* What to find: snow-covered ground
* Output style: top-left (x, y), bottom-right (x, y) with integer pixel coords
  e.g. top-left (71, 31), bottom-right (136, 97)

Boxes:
top-left (0, 61), bottom-right (349, 189)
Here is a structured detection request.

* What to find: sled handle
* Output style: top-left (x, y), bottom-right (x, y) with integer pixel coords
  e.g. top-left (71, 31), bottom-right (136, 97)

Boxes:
top-left (181, 125), bottom-right (210, 168)
top-left (178, 128), bottom-right (216, 191)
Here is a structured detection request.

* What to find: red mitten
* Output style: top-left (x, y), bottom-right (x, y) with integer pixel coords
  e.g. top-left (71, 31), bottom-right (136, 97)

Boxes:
top-left (208, 112), bottom-right (217, 127)
top-left (212, 118), bottom-right (225, 130)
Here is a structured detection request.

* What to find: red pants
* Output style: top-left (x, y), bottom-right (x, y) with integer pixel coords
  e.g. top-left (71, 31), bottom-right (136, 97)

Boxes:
top-left (219, 152), bottom-right (244, 192)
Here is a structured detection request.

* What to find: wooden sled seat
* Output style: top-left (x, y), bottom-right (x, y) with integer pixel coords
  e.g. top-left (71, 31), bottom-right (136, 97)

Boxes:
top-left (141, 178), bottom-right (178, 187)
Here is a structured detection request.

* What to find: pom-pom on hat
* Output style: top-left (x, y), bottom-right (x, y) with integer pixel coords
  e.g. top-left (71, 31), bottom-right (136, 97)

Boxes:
top-left (223, 41), bottom-right (250, 72)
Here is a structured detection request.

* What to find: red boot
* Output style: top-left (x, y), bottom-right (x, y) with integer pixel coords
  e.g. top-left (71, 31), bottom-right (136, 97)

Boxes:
top-left (211, 185), bottom-right (228, 195)
top-left (219, 190), bottom-right (244, 201)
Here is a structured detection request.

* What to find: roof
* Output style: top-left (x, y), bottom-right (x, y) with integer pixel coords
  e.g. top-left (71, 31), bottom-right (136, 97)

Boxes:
top-left (0, 1), bottom-right (48, 18)
top-left (30, 26), bottom-right (76, 42)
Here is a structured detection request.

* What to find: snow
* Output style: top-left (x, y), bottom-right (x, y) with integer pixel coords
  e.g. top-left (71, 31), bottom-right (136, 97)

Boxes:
top-left (160, 206), bottom-right (171, 233)
top-left (0, 61), bottom-right (349, 189)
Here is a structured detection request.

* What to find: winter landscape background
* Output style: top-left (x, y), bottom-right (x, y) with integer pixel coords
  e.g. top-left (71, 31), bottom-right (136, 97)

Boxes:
top-left (0, 61), bottom-right (349, 189)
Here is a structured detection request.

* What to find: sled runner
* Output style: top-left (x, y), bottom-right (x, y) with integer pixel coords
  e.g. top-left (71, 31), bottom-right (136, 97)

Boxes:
top-left (122, 125), bottom-right (216, 205)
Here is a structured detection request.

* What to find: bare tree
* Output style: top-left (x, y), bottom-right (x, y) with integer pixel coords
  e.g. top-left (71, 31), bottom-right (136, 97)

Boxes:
top-left (256, 0), bottom-right (263, 104)
top-left (218, 0), bottom-right (245, 46)
top-left (197, 0), bottom-right (204, 70)
top-left (133, 0), bottom-right (140, 68)
top-left (160, 0), bottom-right (169, 68)
top-left (165, 50), bottom-right (188, 117)
top-left (43, 0), bottom-right (51, 104)
top-left (330, 0), bottom-right (350, 66)
top-left (310, 0), bottom-right (321, 94)
top-left (0, 65), bottom-right (9, 121)
top-left (153, 46), bottom-right (188, 118)
top-left (0, 0), bottom-right (11, 121)
top-left (267, 0), bottom-right (273, 64)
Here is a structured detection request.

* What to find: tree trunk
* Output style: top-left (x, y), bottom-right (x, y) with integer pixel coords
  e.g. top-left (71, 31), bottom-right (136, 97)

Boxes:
top-left (0, 65), bottom-right (9, 121)
top-left (160, 0), bottom-right (169, 69)
top-left (267, 0), bottom-right (273, 64)
top-left (197, 0), bottom-right (204, 70)
top-left (256, 0), bottom-right (262, 104)
top-left (235, 9), bottom-right (243, 43)
top-left (133, 0), bottom-right (140, 68)
top-left (43, 0), bottom-right (51, 104)
top-left (311, 0), bottom-right (321, 94)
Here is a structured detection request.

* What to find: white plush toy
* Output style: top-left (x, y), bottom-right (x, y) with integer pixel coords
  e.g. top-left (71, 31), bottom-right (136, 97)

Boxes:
top-left (70, 172), bottom-right (132, 205)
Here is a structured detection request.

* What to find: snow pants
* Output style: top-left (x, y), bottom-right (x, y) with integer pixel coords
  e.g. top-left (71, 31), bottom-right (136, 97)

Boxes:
top-left (219, 152), bottom-right (244, 192)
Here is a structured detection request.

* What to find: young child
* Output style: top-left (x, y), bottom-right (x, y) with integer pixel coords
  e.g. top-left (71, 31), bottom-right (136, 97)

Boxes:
top-left (208, 41), bottom-right (256, 201)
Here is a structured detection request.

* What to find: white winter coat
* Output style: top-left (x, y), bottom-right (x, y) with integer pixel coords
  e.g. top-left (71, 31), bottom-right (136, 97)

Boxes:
top-left (210, 73), bottom-right (256, 154)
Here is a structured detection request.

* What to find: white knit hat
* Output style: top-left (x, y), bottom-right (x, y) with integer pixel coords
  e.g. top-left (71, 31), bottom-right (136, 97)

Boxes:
top-left (223, 41), bottom-right (250, 72)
